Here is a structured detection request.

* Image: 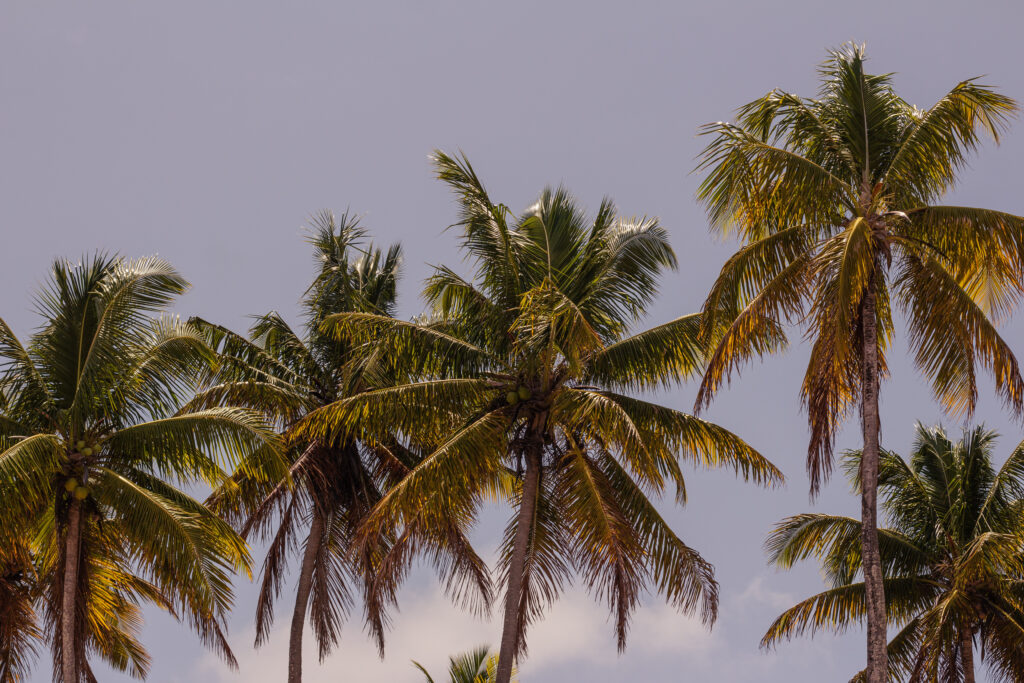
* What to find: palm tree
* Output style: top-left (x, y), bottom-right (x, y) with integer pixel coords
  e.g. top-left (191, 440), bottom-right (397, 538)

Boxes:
top-left (695, 43), bottom-right (1024, 681)
top-left (0, 255), bottom-right (276, 682)
top-left (764, 424), bottom-right (1024, 682)
top-left (300, 152), bottom-right (783, 683)
top-left (193, 213), bottom-right (485, 683)
top-left (413, 646), bottom-right (511, 683)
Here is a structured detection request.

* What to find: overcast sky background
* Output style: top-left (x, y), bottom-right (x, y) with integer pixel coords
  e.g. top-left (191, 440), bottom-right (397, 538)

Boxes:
top-left (4, 2), bottom-right (1024, 681)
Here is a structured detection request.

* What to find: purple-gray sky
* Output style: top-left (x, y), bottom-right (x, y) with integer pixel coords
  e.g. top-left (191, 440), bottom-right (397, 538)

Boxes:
top-left (4, 1), bottom-right (1023, 681)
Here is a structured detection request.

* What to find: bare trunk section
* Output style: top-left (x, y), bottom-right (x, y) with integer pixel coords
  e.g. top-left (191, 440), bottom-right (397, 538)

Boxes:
top-left (860, 281), bottom-right (888, 682)
top-left (495, 444), bottom-right (542, 683)
top-left (961, 628), bottom-right (975, 683)
top-left (61, 497), bottom-right (83, 683)
top-left (288, 511), bottom-right (324, 683)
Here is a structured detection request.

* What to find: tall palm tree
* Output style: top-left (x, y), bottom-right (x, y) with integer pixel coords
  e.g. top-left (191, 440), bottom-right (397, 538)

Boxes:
top-left (764, 424), bottom-right (1024, 683)
top-left (695, 43), bottom-right (1024, 680)
top-left (0, 255), bottom-right (276, 682)
top-left (300, 152), bottom-right (783, 683)
top-left (413, 646), bottom-right (511, 683)
top-left (194, 213), bottom-right (485, 683)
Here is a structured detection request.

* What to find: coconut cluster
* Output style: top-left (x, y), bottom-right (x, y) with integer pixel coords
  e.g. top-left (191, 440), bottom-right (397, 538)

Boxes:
top-left (505, 385), bottom-right (532, 405)
top-left (63, 477), bottom-right (90, 500)
top-left (64, 439), bottom-right (96, 499)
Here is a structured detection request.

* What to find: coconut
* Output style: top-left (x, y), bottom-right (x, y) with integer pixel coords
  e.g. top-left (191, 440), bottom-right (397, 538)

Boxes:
top-left (73, 486), bottom-right (90, 501)
top-left (64, 478), bottom-right (79, 493)
top-left (517, 385), bottom-right (532, 401)
top-left (506, 391), bottom-right (519, 405)
top-left (82, 447), bottom-right (93, 456)
top-left (75, 440), bottom-right (86, 450)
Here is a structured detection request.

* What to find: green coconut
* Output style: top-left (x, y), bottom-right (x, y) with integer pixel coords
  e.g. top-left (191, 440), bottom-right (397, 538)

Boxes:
top-left (73, 486), bottom-right (90, 501)
top-left (517, 385), bottom-right (532, 401)
top-left (81, 447), bottom-right (93, 456)
top-left (75, 440), bottom-right (86, 450)
top-left (64, 478), bottom-right (79, 493)
top-left (506, 391), bottom-right (519, 405)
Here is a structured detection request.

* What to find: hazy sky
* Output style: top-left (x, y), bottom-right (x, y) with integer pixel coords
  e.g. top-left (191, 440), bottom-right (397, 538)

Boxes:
top-left (4, 2), bottom-right (1024, 682)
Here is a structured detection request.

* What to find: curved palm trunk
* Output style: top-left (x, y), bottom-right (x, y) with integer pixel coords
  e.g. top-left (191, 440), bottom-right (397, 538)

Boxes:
top-left (495, 446), bottom-right (541, 683)
top-left (61, 498), bottom-right (83, 683)
top-left (961, 628), bottom-right (975, 683)
top-left (860, 282), bottom-right (888, 682)
top-left (288, 511), bottom-right (324, 683)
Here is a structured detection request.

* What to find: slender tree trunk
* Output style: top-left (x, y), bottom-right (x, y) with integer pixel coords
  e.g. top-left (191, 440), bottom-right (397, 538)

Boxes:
top-left (961, 628), bottom-right (975, 683)
top-left (288, 511), bottom-right (324, 683)
top-left (495, 445), bottom-right (542, 683)
top-left (860, 281), bottom-right (888, 682)
top-left (62, 498), bottom-right (83, 683)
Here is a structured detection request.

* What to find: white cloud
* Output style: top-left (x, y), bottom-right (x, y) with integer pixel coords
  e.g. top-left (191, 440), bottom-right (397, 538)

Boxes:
top-left (191, 587), bottom-right (715, 682)
top-left (733, 577), bottom-right (795, 612)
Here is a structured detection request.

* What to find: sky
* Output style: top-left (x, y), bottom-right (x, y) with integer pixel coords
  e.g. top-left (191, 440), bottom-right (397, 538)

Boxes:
top-left (3, 1), bottom-right (1024, 681)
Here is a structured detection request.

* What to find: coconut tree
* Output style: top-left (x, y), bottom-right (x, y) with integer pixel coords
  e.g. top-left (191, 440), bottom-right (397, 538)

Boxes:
top-left (695, 43), bottom-right (1024, 680)
top-left (764, 424), bottom-right (1024, 682)
top-left (413, 646), bottom-right (511, 683)
top-left (300, 151), bottom-right (783, 683)
top-left (193, 213), bottom-right (488, 683)
top-left (0, 255), bottom-right (276, 682)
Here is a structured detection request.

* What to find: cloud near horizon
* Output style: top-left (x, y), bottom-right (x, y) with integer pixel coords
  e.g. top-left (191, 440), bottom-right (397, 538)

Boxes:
top-left (184, 575), bottom-right (826, 682)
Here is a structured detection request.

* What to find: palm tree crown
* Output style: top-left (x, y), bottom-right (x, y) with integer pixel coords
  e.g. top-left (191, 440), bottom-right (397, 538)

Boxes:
top-left (301, 151), bottom-right (782, 683)
top-left (697, 43), bottom-right (1023, 482)
top-left (413, 645), bottom-right (510, 683)
top-left (194, 213), bottom-right (478, 682)
top-left (0, 255), bottom-right (275, 682)
top-left (765, 424), bottom-right (1024, 682)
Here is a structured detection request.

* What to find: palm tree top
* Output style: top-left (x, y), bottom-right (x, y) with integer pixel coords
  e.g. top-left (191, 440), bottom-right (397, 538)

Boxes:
top-left (432, 150), bottom-right (677, 344)
top-left (695, 42), bottom-right (1024, 489)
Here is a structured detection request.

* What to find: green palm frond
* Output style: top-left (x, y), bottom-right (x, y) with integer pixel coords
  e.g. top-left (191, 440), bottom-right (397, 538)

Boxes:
top-left (762, 577), bottom-right (935, 647)
top-left (588, 313), bottom-right (706, 391)
top-left (323, 311), bottom-right (499, 378)
top-left (106, 408), bottom-right (279, 485)
top-left (0, 433), bottom-right (63, 492)
top-left (766, 513), bottom-right (927, 587)
top-left (886, 80), bottom-right (1017, 204)
top-left (896, 247), bottom-right (1024, 417)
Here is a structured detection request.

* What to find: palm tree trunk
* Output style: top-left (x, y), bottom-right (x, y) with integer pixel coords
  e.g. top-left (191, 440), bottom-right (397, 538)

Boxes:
top-left (62, 497), bottom-right (83, 683)
top-left (495, 445), bottom-right (542, 683)
top-left (961, 628), bottom-right (975, 683)
top-left (288, 511), bottom-right (324, 683)
top-left (860, 280), bottom-right (888, 683)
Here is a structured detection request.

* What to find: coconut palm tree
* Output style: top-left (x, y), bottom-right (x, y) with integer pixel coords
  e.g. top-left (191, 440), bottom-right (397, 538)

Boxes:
top-left (413, 646), bottom-right (511, 683)
top-left (300, 151), bottom-right (783, 683)
top-left (764, 424), bottom-right (1024, 682)
top-left (0, 255), bottom-right (276, 682)
top-left (193, 213), bottom-right (487, 683)
top-left (695, 43), bottom-right (1024, 680)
